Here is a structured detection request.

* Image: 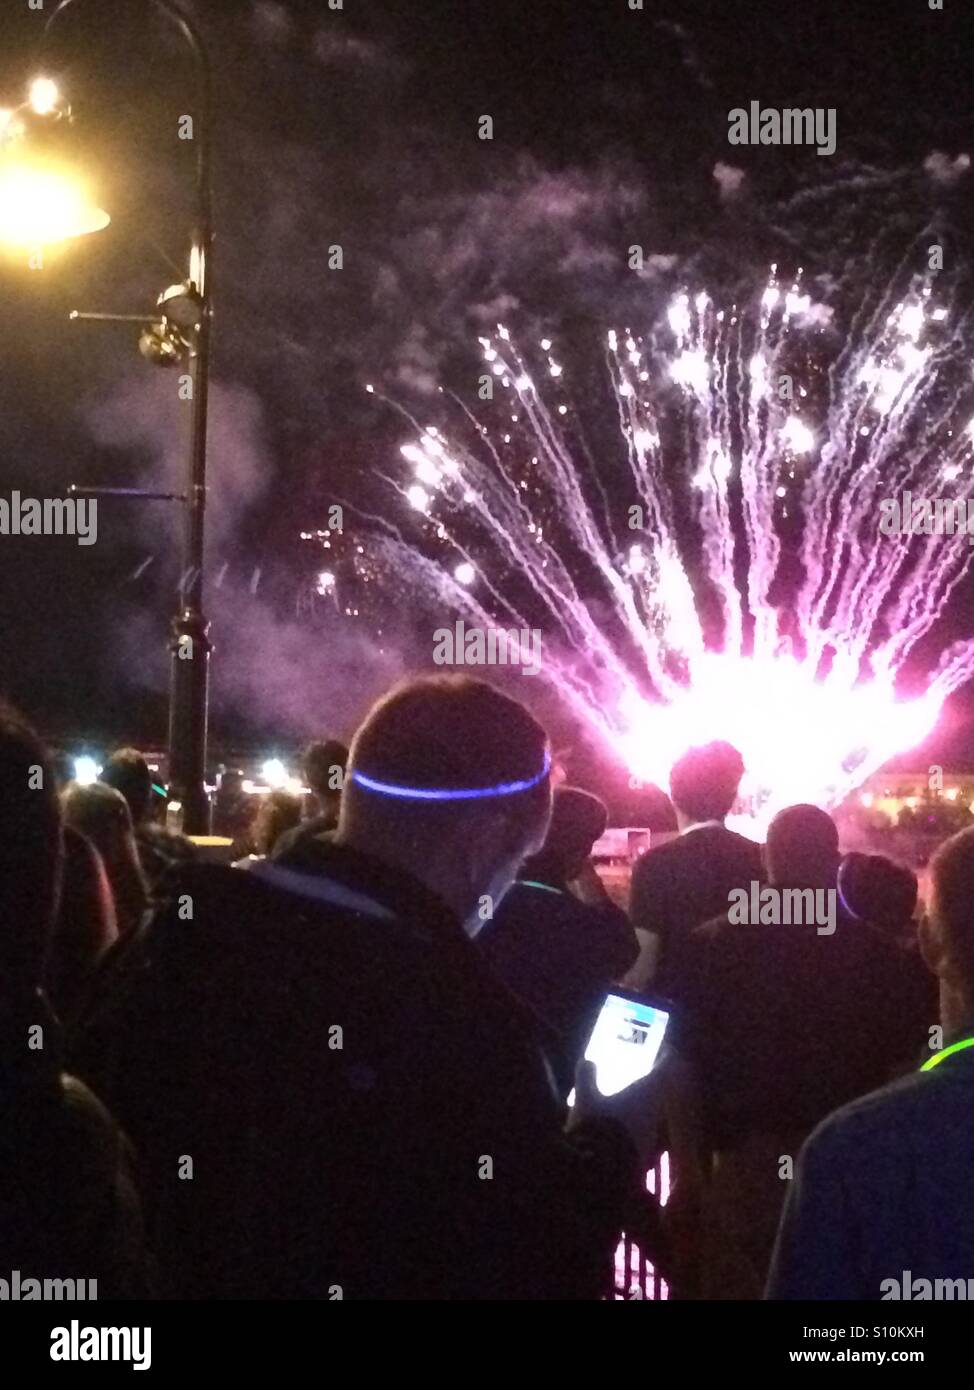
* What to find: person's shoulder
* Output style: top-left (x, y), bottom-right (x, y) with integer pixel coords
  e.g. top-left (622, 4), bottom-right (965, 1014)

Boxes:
top-left (57, 1073), bottom-right (128, 1167)
top-left (720, 826), bottom-right (764, 863)
top-left (631, 833), bottom-right (688, 880)
top-left (801, 1068), bottom-right (932, 1166)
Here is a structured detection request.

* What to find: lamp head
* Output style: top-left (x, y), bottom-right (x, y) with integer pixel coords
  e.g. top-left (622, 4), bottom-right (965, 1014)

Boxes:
top-left (0, 76), bottom-right (108, 250)
top-left (28, 77), bottom-right (64, 118)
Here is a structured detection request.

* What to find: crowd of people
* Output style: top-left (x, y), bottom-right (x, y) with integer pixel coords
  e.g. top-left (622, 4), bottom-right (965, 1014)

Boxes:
top-left (1, 674), bottom-right (971, 1300)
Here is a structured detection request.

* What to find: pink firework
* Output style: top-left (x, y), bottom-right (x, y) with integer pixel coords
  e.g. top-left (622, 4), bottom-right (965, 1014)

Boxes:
top-left (369, 271), bottom-right (974, 826)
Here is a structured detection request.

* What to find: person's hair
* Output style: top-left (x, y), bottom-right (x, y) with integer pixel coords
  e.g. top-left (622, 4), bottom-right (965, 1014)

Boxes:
top-left (766, 803), bottom-right (839, 887)
top-left (61, 781), bottom-right (149, 935)
top-left (342, 675), bottom-right (550, 844)
top-left (47, 825), bottom-right (117, 1021)
top-left (930, 827), bottom-right (974, 989)
top-left (304, 739), bottom-right (349, 802)
top-left (100, 747), bottom-right (153, 825)
top-left (838, 852), bottom-right (917, 932)
top-left (669, 741), bottom-right (745, 822)
top-left (0, 701), bottom-right (62, 995)
top-left (523, 786), bottom-right (608, 884)
top-left (253, 790), bottom-right (303, 857)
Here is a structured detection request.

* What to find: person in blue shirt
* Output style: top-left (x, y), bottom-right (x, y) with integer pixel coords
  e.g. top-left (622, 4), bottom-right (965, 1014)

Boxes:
top-left (767, 825), bottom-right (974, 1300)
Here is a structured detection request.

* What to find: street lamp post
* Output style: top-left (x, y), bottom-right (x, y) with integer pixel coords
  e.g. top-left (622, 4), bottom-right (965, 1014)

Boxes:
top-left (44, 0), bottom-right (215, 832)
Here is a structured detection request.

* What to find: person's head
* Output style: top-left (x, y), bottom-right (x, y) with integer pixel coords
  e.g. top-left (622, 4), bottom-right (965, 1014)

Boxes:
top-left (304, 739), bottom-right (349, 813)
top-left (922, 827), bottom-right (974, 1030)
top-left (0, 702), bottom-right (63, 999)
top-left (253, 789), bottom-right (303, 858)
top-left (669, 741), bottom-right (745, 828)
top-left (766, 803), bottom-right (840, 888)
top-left (838, 852), bottom-right (918, 935)
top-left (100, 747), bottom-right (153, 825)
top-left (522, 786), bottom-right (608, 887)
top-left (337, 675), bottom-right (552, 933)
top-left (61, 781), bottom-right (148, 934)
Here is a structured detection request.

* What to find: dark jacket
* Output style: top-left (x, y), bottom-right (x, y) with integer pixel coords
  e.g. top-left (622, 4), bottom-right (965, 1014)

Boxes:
top-left (629, 824), bottom-right (763, 998)
top-left (478, 879), bottom-right (638, 1098)
top-left (673, 908), bottom-right (922, 1153)
top-left (70, 841), bottom-right (638, 1299)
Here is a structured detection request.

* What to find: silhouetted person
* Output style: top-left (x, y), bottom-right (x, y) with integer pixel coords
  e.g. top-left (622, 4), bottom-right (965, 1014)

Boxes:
top-left (0, 701), bottom-right (147, 1295)
top-left (769, 824), bottom-right (974, 1298)
top-left (667, 805), bottom-right (915, 1299)
top-left (73, 677), bottom-right (649, 1299)
top-left (47, 825), bottom-right (117, 1023)
top-left (627, 741), bottom-right (762, 998)
top-left (233, 789), bottom-right (303, 868)
top-left (478, 786), bottom-right (638, 1096)
top-left (839, 851), bottom-right (935, 1061)
top-left (101, 747), bottom-right (196, 891)
top-left (61, 781), bottom-right (149, 937)
top-left (272, 738), bottom-right (349, 859)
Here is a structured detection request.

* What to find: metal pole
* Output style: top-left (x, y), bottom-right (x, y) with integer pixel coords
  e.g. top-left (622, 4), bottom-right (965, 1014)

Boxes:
top-left (47, 0), bottom-right (215, 832)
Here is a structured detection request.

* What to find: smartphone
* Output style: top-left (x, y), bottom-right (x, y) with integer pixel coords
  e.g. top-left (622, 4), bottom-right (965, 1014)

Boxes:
top-left (566, 989), bottom-right (670, 1107)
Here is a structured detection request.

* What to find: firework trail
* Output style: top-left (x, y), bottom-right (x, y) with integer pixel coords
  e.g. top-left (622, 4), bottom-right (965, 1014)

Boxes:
top-left (340, 269), bottom-right (974, 824)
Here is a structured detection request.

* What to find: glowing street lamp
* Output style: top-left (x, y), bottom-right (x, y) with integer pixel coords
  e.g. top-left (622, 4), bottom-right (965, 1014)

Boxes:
top-left (0, 160), bottom-right (109, 248)
top-left (28, 76), bottom-right (61, 116)
top-left (0, 76), bottom-right (109, 250)
top-left (6, 1), bottom-right (216, 835)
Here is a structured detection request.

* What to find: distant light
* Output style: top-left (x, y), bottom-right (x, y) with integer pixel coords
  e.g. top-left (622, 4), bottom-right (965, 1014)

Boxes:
top-left (454, 561), bottom-right (475, 586)
top-left (261, 758), bottom-right (288, 788)
top-left (316, 570), bottom-right (336, 596)
top-left (406, 484), bottom-right (429, 512)
top-left (74, 755), bottom-right (101, 786)
top-left (945, 787), bottom-right (959, 801)
top-left (29, 77), bottom-right (60, 116)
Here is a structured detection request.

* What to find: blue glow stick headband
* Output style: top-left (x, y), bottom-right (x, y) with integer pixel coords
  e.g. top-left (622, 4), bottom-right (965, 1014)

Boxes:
top-left (351, 747), bottom-right (551, 801)
top-left (836, 859), bottom-right (865, 923)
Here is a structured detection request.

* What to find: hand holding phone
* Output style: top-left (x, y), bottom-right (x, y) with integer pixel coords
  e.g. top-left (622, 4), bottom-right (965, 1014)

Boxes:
top-left (567, 989), bottom-right (670, 1107)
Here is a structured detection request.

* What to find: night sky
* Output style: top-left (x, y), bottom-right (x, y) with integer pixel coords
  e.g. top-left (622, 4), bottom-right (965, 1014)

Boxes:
top-left (2, 0), bottom-right (973, 768)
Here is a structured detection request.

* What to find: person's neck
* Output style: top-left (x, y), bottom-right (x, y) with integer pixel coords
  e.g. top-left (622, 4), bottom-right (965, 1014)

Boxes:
top-left (333, 825), bottom-right (468, 925)
top-left (940, 981), bottom-right (974, 1039)
top-left (676, 811), bottom-right (724, 833)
